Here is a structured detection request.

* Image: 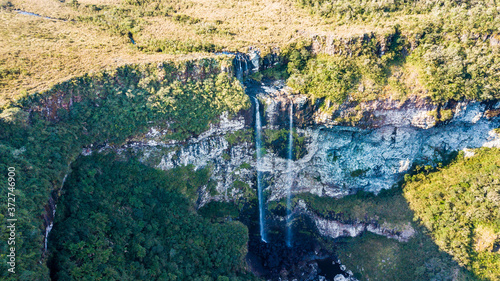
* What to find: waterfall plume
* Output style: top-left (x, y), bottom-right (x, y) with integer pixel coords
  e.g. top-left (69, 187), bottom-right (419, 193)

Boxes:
top-left (253, 96), bottom-right (267, 243)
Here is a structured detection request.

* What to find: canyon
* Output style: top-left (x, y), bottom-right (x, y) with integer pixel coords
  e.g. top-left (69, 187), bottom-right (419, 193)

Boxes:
top-left (77, 57), bottom-right (500, 279)
top-left (31, 51), bottom-right (500, 280)
top-left (92, 77), bottom-right (500, 210)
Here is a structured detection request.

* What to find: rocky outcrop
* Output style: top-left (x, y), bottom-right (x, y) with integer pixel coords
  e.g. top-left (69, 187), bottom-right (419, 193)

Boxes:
top-left (262, 88), bottom-right (500, 196)
top-left (104, 110), bottom-right (256, 207)
top-left (88, 80), bottom-right (500, 205)
top-left (310, 31), bottom-right (400, 57)
top-left (294, 200), bottom-right (415, 242)
top-left (225, 49), bottom-right (280, 80)
top-left (313, 217), bottom-right (415, 242)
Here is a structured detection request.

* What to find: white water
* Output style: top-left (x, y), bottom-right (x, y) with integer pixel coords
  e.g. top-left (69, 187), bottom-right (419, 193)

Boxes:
top-left (286, 102), bottom-right (294, 247)
top-left (253, 97), bottom-right (267, 243)
top-left (236, 58), bottom-right (243, 81)
top-left (44, 221), bottom-right (54, 251)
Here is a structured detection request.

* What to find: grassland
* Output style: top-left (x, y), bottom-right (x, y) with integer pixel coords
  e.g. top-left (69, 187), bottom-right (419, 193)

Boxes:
top-left (0, 0), bottom-right (334, 106)
top-left (0, 2), bottom-right (179, 106)
top-left (3, 0), bottom-right (475, 107)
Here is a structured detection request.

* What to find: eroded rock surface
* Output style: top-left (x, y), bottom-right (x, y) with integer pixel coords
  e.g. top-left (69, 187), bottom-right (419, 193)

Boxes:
top-left (88, 81), bottom-right (500, 204)
top-left (293, 200), bottom-right (415, 242)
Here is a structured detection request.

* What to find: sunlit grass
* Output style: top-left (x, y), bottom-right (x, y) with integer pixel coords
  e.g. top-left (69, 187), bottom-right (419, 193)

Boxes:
top-left (0, 0), bottom-right (394, 106)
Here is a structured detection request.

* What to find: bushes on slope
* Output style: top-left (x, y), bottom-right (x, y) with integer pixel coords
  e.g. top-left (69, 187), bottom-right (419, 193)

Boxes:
top-left (0, 57), bottom-right (249, 280)
top-left (404, 148), bottom-right (500, 280)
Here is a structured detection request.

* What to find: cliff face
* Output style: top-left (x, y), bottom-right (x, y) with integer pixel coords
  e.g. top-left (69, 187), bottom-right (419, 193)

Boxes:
top-left (118, 111), bottom-right (256, 207)
top-left (264, 90), bottom-right (500, 197)
top-left (96, 81), bottom-right (500, 204)
top-left (85, 80), bottom-right (499, 246)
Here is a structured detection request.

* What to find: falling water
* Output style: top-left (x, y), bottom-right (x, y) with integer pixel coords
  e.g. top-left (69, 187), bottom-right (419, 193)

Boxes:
top-left (253, 97), bottom-right (267, 243)
top-left (44, 173), bottom-right (67, 254)
top-left (286, 102), bottom-right (294, 247)
top-left (44, 221), bottom-right (54, 251)
top-left (237, 58), bottom-right (243, 81)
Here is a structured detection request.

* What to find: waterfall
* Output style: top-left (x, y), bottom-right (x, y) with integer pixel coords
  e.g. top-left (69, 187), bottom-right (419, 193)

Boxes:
top-left (237, 58), bottom-right (243, 81)
top-left (253, 97), bottom-right (267, 243)
top-left (286, 102), bottom-right (294, 247)
top-left (44, 221), bottom-right (54, 251)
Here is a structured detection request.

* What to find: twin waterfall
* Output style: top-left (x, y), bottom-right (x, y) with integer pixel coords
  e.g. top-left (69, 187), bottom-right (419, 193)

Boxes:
top-left (253, 96), bottom-right (294, 246)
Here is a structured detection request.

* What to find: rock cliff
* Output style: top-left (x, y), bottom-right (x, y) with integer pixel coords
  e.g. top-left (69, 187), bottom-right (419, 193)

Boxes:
top-left (87, 78), bottom-right (500, 242)
top-left (95, 80), bottom-right (500, 201)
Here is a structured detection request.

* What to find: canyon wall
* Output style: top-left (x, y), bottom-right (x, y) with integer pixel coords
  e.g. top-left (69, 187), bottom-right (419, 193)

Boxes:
top-left (93, 81), bottom-right (500, 204)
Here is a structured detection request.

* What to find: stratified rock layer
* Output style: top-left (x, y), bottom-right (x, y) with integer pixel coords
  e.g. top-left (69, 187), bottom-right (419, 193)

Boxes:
top-left (94, 81), bottom-right (500, 204)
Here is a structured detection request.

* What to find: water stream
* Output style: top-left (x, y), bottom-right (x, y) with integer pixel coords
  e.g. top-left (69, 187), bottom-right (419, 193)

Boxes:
top-left (15, 10), bottom-right (65, 21)
top-left (286, 102), bottom-right (294, 247)
top-left (253, 96), bottom-right (267, 243)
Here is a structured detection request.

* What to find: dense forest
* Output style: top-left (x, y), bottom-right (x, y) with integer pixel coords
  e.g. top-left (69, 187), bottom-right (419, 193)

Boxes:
top-left (0, 57), bottom-right (248, 280)
top-left (404, 148), bottom-right (500, 280)
top-left (48, 153), bottom-right (254, 281)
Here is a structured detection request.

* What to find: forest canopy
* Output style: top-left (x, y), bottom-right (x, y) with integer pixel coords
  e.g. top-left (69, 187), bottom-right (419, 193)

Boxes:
top-left (404, 148), bottom-right (500, 280)
top-left (48, 153), bottom-right (253, 281)
top-left (0, 57), bottom-right (249, 280)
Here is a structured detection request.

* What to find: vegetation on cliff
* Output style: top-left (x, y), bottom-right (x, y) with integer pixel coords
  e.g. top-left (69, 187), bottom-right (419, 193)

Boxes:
top-left (301, 190), bottom-right (474, 280)
top-left (268, 187), bottom-right (473, 280)
top-left (297, 189), bottom-right (412, 226)
top-left (286, 0), bottom-right (500, 105)
top-left (337, 231), bottom-right (474, 281)
top-left (404, 148), bottom-right (500, 280)
top-left (2, 0), bottom-right (498, 107)
top-left (1, 0), bottom-right (499, 280)
top-left (48, 153), bottom-right (254, 281)
top-left (263, 128), bottom-right (307, 160)
top-left (0, 58), bottom-right (248, 280)
top-left (0, 0), bottom-right (326, 105)
top-left (285, 36), bottom-right (499, 106)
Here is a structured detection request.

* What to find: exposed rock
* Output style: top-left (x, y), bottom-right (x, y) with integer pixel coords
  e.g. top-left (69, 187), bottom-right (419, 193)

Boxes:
top-left (490, 36), bottom-right (500, 47)
top-left (89, 81), bottom-right (500, 205)
top-left (310, 32), bottom-right (397, 58)
top-left (334, 274), bottom-right (357, 281)
top-left (463, 148), bottom-right (476, 158)
top-left (230, 50), bottom-right (280, 80)
top-left (296, 200), bottom-right (415, 242)
top-left (262, 89), bottom-right (500, 196)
